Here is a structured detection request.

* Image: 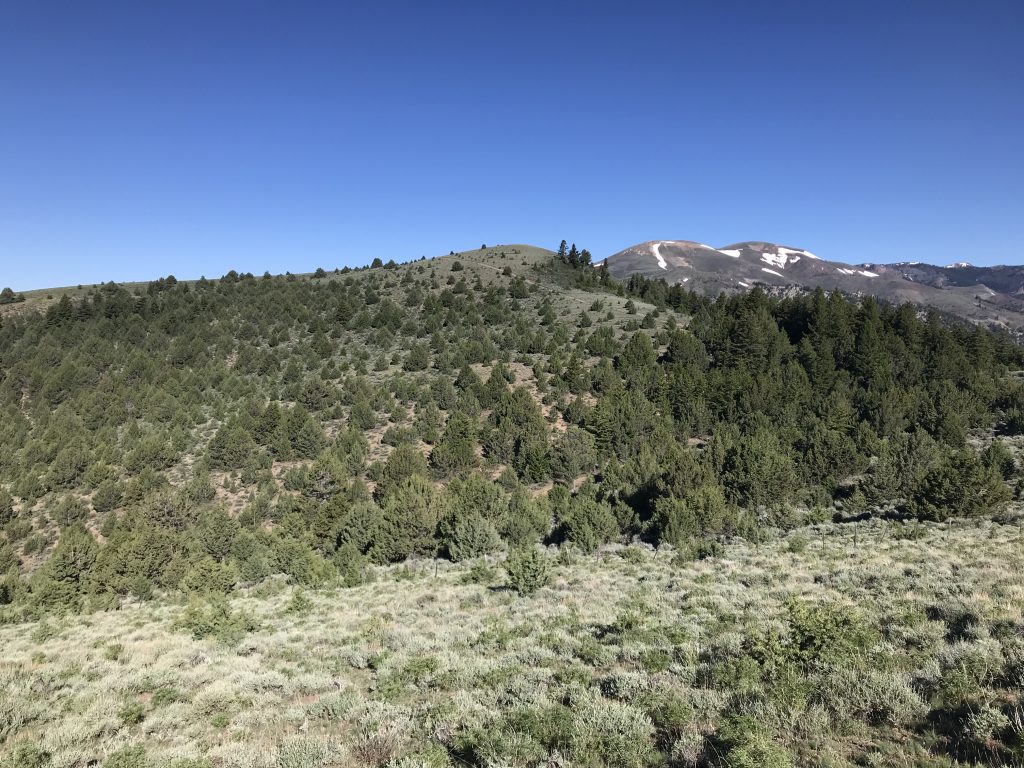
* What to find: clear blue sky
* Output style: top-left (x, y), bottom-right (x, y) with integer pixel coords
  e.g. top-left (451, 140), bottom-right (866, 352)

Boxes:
top-left (1, 1), bottom-right (1022, 289)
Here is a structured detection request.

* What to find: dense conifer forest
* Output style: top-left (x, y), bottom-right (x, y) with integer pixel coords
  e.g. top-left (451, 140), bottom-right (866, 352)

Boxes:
top-left (3, 245), bottom-right (1024, 767)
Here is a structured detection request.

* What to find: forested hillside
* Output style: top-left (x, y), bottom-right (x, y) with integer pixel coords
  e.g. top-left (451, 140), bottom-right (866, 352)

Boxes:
top-left (1, 244), bottom-right (1023, 611)
top-left (4, 246), bottom-right (1024, 767)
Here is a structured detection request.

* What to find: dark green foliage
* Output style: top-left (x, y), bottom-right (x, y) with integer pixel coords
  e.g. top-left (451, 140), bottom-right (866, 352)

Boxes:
top-left (553, 492), bottom-right (620, 553)
top-left (2, 744), bottom-right (50, 768)
top-left (0, 539), bottom-right (19, 573)
top-left (404, 342), bottom-right (430, 371)
top-left (911, 449), bottom-right (1011, 521)
top-left (430, 412), bottom-right (478, 476)
top-left (440, 508), bottom-right (502, 561)
top-left (983, 439), bottom-right (1016, 480)
top-left (91, 479), bottom-right (124, 514)
top-left (103, 746), bottom-right (147, 768)
top-left (0, 490), bottom-right (13, 527)
top-left (333, 541), bottom-right (368, 587)
top-left (503, 488), bottom-right (550, 547)
top-left (651, 484), bottom-right (734, 547)
top-left (377, 443), bottom-right (428, 501)
top-left (440, 474), bottom-right (509, 560)
top-left (483, 387), bottom-right (549, 481)
top-left (0, 287), bottom-right (25, 305)
top-left (549, 426), bottom-right (596, 486)
top-left (32, 524), bottom-right (97, 608)
top-left (372, 476), bottom-right (445, 562)
top-left (118, 699), bottom-right (146, 725)
top-left (92, 515), bottom-right (178, 598)
top-left (177, 595), bottom-right (259, 645)
top-left (504, 546), bottom-right (552, 595)
top-left (714, 716), bottom-right (793, 768)
top-left (51, 495), bottom-right (89, 528)
top-left (784, 597), bottom-right (878, 669)
top-left (284, 404), bottom-right (327, 459)
top-left (207, 422), bottom-right (257, 470)
top-left (0, 251), bottom-right (1018, 615)
top-left (722, 421), bottom-right (798, 509)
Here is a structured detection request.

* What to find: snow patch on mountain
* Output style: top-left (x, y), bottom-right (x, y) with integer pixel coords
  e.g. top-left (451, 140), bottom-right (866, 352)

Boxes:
top-left (718, 249), bottom-right (742, 258)
top-left (859, 270), bottom-right (879, 278)
top-left (650, 242), bottom-right (668, 270)
top-left (762, 247), bottom-right (803, 270)
top-left (762, 267), bottom-right (784, 278)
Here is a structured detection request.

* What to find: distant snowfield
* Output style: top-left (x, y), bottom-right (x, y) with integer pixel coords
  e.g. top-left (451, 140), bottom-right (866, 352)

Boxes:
top-left (779, 246), bottom-right (820, 261)
top-left (761, 267), bottom-right (784, 277)
top-left (650, 242), bottom-right (668, 270)
top-left (761, 247), bottom-right (804, 270)
top-left (859, 270), bottom-right (879, 278)
top-left (718, 249), bottom-right (742, 258)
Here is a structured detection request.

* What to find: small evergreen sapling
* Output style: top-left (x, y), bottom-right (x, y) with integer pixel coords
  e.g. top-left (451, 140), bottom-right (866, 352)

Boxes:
top-left (504, 546), bottom-right (552, 595)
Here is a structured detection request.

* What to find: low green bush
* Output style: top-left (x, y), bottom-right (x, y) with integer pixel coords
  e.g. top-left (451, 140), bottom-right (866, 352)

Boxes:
top-left (117, 699), bottom-right (145, 726)
top-left (504, 547), bottom-right (552, 595)
top-left (714, 715), bottom-right (793, 768)
top-left (104, 746), bottom-right (146, 768)
top-left (176, 595), bottom-right (260, 645)
top-left (2, 743), bottom-right (50, 768)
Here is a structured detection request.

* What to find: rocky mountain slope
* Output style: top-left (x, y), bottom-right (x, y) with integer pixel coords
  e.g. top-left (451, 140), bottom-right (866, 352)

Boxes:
top-left (602, 240), bottom-right (1024, 329)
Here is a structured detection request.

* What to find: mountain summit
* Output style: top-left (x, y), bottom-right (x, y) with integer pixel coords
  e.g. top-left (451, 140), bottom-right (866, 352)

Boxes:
top-left (603, 240), bottom-right (1024, 329)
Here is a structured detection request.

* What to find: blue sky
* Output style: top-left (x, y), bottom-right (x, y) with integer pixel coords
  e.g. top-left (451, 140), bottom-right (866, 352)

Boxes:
top-left (1, 1), bottom-right (1022, 289)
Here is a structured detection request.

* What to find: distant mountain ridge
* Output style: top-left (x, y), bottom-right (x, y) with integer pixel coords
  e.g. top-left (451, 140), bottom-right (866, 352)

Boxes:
top-left (602, 240), bottom-right (1024, 330)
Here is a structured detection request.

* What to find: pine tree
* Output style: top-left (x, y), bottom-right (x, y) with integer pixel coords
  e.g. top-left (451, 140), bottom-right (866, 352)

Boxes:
top-left (373, 476), bottom-right (445, 562)
top-left (208, 422), bottom-right (257, 470)
top-left (504, 546), bottom-right (552, 595)
top-left (286, 405), bottom-right (327, 459)
top-left (431, 412), bottom-right (479, 476)
top-left (550, 427), bottom-right (596, 486)
top-left (33, 525), bottom-right (98, 608)
top-left (567, 243), bottom-right (580, 268)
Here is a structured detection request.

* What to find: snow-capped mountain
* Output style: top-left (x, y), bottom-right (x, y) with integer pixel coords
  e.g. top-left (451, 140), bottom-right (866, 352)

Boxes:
top-left (602, 240), bottom-right (1024, 330)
